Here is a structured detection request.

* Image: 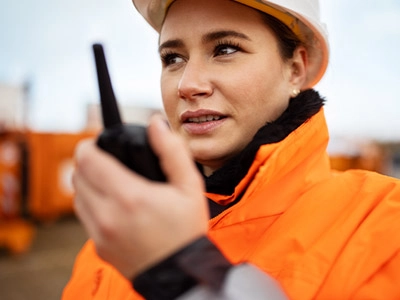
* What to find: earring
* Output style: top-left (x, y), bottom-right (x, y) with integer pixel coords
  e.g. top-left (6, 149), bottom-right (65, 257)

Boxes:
top-left (292, 89), bottom-right (300, 97)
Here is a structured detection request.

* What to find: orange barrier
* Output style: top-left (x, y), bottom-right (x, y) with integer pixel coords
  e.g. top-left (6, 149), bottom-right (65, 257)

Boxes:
top-left (0, 132), bottom-right (24, 219)
top-left (0, 218), bottom-right (35, 254)
top-left (0, 131), bottom-right (35, 254)
top-left (329, 156), bottom-right (360, 172)
top-left (330, 143), bottom-right (387, 174)
top-left (26, 131), bottom-right (95, 221)
top-left (0, 130), bottom-right (96, 254)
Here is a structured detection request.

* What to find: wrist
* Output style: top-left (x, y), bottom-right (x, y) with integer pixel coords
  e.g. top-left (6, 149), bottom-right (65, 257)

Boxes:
top-left (132, 236), bottom-right (232, 300)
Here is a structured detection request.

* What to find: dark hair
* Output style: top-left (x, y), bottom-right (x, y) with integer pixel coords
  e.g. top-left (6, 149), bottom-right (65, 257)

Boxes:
top-left (259, 12), bottom-right (303, 60)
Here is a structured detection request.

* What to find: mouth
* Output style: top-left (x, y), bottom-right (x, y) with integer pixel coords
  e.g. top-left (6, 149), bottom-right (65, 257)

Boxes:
top-left (180, 110), bottom-right (227, 135)
top-left (186, 115), bottom-right (225, 124)
top-left (181, 109), bottom-right (227, 124)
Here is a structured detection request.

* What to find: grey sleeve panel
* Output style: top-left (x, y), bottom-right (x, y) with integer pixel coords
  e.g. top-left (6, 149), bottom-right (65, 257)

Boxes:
top-left (177, 263), bottom-right (288, 300)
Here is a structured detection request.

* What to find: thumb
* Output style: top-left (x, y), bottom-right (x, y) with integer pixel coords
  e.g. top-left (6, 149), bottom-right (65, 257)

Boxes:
top-left (147, 115), bottom-right (204, 190)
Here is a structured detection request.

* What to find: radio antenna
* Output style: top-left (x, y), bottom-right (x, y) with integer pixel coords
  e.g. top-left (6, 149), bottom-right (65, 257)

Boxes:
top-left (93, 43), bottom-right (122, 128)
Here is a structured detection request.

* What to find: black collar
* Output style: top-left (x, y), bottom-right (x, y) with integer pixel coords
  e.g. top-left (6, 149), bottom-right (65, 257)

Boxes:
top-left (201, 89), bottom-right (325, 196)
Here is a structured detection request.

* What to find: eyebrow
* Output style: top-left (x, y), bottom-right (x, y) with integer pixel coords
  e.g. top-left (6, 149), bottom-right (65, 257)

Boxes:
top-left (158, 39), bottom-right (184, 53)
top-left (202, 30), bottom-right (250, 43)
top-left (158, 30), bottom-right (251, 53)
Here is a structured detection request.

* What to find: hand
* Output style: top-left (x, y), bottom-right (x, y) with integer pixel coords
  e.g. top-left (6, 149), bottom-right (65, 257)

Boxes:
top-left (72, 115), bottom-right (208, 279)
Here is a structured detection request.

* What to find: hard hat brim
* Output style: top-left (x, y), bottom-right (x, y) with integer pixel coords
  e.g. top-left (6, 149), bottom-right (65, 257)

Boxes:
top-left (132, 0), bottom-right (329, 88)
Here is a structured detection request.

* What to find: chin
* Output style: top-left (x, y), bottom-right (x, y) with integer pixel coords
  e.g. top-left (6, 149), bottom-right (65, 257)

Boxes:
top-left (192, 148), bottom-right (228, 169)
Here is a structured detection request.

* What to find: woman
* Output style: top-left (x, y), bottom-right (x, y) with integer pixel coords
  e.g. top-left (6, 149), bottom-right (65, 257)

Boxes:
top-left (63, 0), bottom-right (400, 299)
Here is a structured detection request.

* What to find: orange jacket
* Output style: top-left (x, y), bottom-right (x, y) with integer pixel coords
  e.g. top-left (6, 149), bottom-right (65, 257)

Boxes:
top-left (63, 109), bottom-right (400, 299)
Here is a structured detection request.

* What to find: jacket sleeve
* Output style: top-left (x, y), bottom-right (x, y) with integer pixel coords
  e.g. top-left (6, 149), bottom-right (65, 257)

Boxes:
top-left (133, 236), bottom-right (288, 300)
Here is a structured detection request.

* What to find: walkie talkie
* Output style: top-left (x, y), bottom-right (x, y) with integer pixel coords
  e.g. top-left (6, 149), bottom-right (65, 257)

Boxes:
top-left (93, 43), bottom-right (166, 182)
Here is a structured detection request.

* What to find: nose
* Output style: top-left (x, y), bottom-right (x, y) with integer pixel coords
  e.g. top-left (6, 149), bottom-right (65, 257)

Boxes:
top-left (177, 60), bottom-right (213, 100)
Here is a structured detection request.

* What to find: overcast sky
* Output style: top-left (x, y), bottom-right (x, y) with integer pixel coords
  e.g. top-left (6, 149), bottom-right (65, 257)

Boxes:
top-left (0, 0), bottom-right (399, 142)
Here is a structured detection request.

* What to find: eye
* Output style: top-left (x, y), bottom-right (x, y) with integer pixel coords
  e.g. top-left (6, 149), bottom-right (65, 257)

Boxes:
top-left (160, 51), bottom-right (184, 67)
top-left (214, 41), bottom-right (241, 57)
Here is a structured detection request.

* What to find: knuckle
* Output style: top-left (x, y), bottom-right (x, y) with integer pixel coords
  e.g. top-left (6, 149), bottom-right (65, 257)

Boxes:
top-left (97, 215), bottom-right (116, 239)
top-left (72, 195), bottom-right (82, 214)
top-left (74, 139), bottom-right (94, 167)
top-left (71, 169), bottom-right (79, 189)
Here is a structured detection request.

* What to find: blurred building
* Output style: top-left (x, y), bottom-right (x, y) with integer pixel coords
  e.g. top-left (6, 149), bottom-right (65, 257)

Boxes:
top-left (85, 102), bottom-right (163, 132)
top-left (0, 83), bottom-right (26, 131)
top-left (381, 142), bottom-right (400, 179)
top-left (328, 136), bottom-right (400, 178)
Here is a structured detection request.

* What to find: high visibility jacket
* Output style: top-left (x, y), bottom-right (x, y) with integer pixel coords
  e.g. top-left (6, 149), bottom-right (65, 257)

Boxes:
top-left (62, 108), bottom-right (400, 300)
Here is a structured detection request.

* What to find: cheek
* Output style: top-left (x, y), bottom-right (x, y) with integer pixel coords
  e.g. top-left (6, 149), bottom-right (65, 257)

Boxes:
top-left (244, 64), bottom-right (288, 116)
top-left (160, 77), bottom-right (177, 123)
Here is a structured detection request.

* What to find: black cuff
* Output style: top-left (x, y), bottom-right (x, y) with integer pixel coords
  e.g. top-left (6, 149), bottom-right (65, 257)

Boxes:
top-left (132, 236), bottom-right (232, 300)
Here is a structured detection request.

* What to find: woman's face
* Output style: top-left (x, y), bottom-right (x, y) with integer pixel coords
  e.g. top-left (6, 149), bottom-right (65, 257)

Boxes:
top-left (159, 0), bottom-right (302, 175)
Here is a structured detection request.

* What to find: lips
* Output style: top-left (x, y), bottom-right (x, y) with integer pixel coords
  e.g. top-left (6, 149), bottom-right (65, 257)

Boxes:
top-left (187, 115), bottom-right (223, 123)
top-left (180, 109), bottom-right (227, 134)
top-left (181, 109), bottom-right (226, 123)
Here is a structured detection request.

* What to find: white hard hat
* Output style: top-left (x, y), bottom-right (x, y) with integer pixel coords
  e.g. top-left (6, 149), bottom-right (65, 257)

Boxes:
top-left (132, 0), bottom-right (329, 88)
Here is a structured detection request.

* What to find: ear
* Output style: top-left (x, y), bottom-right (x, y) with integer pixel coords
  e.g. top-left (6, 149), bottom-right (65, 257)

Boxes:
top-left (288, 46), bottom-right (308, 90)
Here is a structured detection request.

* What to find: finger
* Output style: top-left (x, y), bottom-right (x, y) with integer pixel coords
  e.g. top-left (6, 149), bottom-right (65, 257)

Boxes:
top-left (147, 115), bottom-right (204, 191)
top-left (72, 166), bottom-right (99, 220)
top-left (72, 167), bottom-right (125, 243)
top-left (72, 169), bottom-right (102, 239)
top-left (74, 138), bottom-right (148, 198)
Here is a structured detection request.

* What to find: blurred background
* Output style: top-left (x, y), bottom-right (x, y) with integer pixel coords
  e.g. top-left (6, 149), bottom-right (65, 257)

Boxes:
top-left (0, 0), bottom-right (399, 299)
